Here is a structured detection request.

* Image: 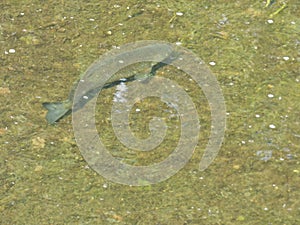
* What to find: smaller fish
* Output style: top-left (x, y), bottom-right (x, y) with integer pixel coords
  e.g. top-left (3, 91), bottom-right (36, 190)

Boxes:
top-left (43, 50), bottom-right (178, 124)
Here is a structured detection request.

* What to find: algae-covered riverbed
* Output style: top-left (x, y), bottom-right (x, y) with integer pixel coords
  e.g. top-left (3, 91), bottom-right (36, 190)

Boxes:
top-left (1, 0), bottom-right (299, 224)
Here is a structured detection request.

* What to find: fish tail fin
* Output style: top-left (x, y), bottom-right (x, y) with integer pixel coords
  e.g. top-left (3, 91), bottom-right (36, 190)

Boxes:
top-left (42, 101), bottom-right (71, 124)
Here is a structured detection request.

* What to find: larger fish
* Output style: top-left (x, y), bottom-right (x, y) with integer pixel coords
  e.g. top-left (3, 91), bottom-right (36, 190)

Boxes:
top-left (43, 44), bottom-right (178, 124)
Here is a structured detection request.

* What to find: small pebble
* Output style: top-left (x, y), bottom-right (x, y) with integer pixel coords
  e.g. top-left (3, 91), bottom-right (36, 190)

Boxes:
top-left (233, 165), bottom-right (240, 170)
top-left (267, 94), bottom-right (274, 98)
top-left (267, 19), bottom-right (274, 24)
top-left (209, 61), bottom-right (216, 66)
top-left (9, 49), bottom-right (16, 54)
top-left (256, 150), bottom-right (272, 161)
top-left (283, 56), bottom-right (289, 61)
top-left (269, 124), bottom-right (276, 129)
top-left (176, 12), bottom-right (184, 16)
top-left (34, 165), bottom-right (43, 172)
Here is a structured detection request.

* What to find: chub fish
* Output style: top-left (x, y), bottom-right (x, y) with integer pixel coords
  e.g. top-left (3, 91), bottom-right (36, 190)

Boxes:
top-left (43, 45), bottom-right (178, 124)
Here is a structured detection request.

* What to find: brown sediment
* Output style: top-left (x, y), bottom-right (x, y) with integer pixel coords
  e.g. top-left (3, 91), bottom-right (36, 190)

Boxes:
top-left (0, 87), bottom-right (11, 95)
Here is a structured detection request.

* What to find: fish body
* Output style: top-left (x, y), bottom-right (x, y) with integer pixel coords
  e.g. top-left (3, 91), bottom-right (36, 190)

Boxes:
top-left (43, 45), bottom-right (178, 124)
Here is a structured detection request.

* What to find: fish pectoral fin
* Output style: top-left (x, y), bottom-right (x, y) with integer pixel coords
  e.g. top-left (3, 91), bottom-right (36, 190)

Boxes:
top-left (42, 101), bottom-right (71, 124)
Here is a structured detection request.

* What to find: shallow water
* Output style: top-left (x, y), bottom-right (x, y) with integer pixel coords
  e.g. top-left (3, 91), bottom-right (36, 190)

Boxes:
top-left (1, 0), bottom-right (299, 224)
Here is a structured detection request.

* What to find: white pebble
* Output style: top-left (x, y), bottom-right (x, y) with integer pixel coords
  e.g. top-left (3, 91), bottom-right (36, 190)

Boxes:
top-left (135, 108), bottom-right (141, 112)
top-left (255, 114), bottom-right (260, 118)
top-left (267, 19), bottom-right (274, 24)
top-left (9, 49), bottom-right (16, 53)
top-left (268, 94), bottom-right (274, 98)
top-left (283, 56), bottom-right (289, 61)
top-left (269, 124), bottom-right (276, 129)
top-left (209, 61), bottom-right (216, 66)
top-left (176, 12), bottom-right (184, 16)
